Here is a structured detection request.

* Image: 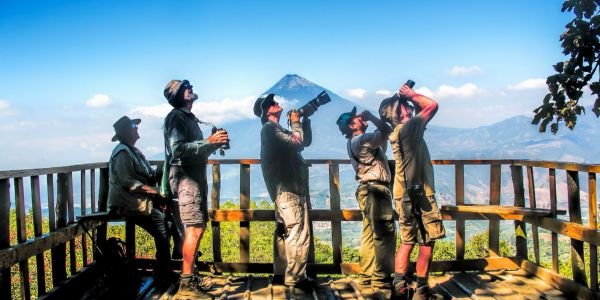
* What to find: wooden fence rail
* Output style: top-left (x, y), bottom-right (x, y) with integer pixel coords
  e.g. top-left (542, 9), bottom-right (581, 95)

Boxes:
top-left (0, 159), bottom-right (597, 299)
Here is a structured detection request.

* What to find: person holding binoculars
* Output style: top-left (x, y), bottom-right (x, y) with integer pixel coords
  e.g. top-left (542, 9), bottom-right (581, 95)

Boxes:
top-left (162, 79), bottom-right (230, 298)
top-left (253, 93), bottom-right (317, 295)
top-left (379, 81), bottom-right (446, 300)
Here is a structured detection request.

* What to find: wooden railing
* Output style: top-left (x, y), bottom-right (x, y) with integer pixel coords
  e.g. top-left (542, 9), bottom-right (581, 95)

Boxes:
top-left (0, 159), bottom-right (598, 299)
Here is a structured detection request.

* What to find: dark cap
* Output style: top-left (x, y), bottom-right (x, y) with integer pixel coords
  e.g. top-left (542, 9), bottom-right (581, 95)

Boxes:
top-left (336, 106), bottom-right (357, 134)
top-left (111, 116), bottom-right (141, 142)
top-left (253, 94), bottom-right (276, 122)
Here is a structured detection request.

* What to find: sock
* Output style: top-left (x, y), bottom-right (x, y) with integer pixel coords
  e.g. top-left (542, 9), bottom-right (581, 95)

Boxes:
top-left (393, 272), bottom-right (406, 282)
top-left (416, 276), bottom-right (428, 288)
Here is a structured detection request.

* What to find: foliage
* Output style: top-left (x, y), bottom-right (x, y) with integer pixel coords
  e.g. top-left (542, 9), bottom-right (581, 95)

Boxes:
top-left (533, 0), bottom-right (600, 133)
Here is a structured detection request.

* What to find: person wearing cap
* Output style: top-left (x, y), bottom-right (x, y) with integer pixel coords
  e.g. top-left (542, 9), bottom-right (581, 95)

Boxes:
top-left (336, 107), bottom-right (396, 294)
top-left (107, 116), bottom-right (173, 283)
top-left (379, 83), bottom-right (445, 299)
top-left (253, 94), bottom-right (316, 294)
top-left (163, 79), bottom-right (229, 297)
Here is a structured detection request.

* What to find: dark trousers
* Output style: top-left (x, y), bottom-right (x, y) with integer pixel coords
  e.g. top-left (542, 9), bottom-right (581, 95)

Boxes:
top-left (128, 208), bottom-right (171, 273)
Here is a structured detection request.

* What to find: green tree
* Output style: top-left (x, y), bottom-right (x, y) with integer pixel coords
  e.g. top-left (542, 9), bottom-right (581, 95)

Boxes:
top-left (532, 0), bottom-right (600, 133)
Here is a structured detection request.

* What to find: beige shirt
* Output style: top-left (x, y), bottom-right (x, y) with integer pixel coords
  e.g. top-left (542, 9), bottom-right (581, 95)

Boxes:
top-left (388, 115), bottom-right (436, 199)
top-left (348, 131), bottom-right (391, 184)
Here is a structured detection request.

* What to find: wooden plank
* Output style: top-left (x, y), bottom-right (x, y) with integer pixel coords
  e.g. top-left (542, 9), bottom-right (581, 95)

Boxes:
top-left (566, 170), bottom-right (587, 286)
top-left (240, 164), bottom-right (250, 263)
top-left (589, 172), bottom-right (598, 292)
top-left (52, 173), bottom-right (68, 286)
top-left (64, 172), bottom-right (77, 275)
top-left (0, 162), bottom-right (108, 180)
top-left (31, 176), bottom-right (47, 296)
top-left (0, 179), bottom-right (11, 300)
top-left (488, 164), bottom-right (501, 257)
top-left (211, 164), bottom-right (222, 265)
top-left (90, 169), bottom-right (96, 213)
top-left (440, 205), bottom-right (560, 216)
top-left (191, 257), bottom-right (521, 274)
top-left (520, 259), bottom-right (596, 300)
top-left (510, 165), bottom-right (527, 259)
top-left (0, 222), bottom-right (98, 270)
top-left (329, 164), bottom-right (342, 266)
top-left (523, 216), bottom-right (600, 246)
top-left (47, 174), bottom-right (55, 232)
top-left (549, 168), bottom-right (559, 272)
top-left (455, 163), bottom-right (465, 260)
top-left (527, 166), bottom-right (540, 264)
top-left (126, 221), bottom-right (136, 258)
top-left (96, 168), bottom-right (109, 255)
top-left (14, 177), bottom-right (31, 300)
top-left (80, 170), bottom-right (87, 266)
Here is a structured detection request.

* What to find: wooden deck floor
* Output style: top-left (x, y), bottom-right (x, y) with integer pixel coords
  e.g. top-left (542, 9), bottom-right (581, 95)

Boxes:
top-left (107, 269), bottom-right (568, 300)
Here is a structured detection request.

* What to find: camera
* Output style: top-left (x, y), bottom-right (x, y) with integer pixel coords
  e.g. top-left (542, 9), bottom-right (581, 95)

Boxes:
top-left (399, 79), bottom-right (416, 105)
top-left (211, 126), bottom-right (230, 156)
top-left (297, 91), bottom-right (331, 118)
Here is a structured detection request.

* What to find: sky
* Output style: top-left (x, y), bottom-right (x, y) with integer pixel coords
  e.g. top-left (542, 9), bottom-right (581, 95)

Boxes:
top-left (0, 0), bottom-right (588, 169)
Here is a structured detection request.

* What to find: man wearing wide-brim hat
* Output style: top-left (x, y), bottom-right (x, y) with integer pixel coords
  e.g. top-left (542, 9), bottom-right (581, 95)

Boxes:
top-left (107, 115), bottom-right (173, 283)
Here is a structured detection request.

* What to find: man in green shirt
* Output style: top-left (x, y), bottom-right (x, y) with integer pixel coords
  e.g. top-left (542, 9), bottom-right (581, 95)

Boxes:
top-left (253, 94), bottom-right (316, 295)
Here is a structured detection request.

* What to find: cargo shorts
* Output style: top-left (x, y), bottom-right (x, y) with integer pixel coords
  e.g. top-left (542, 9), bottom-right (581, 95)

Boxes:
top-left (395, 194), bottom-right (445, 245)
top-left (169, 165), bottom-right (208, 225)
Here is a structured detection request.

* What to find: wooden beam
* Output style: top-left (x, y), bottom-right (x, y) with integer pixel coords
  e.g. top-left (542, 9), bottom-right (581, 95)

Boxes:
top-left (589, 172), bottom-right (598, 292)
top-left (520, 259), bottom-right (596, 300)
top-left (488, 164), bottom-right (501, 257)
top-left (240, 164), bottom-right (250, 263)
top-left (549, 168), bottom-right (559, 273)
top-left (455, 163), bottom-right (465, 260)
top-left (0, 222), bottom-right (99, 270)
top-left (211, 164), bottom-right (222, 266)
top-left (31, 176), bottom-right (47, 295)
top-left (80, 170), bottom-right (88, 266)
top-left (510, 165), bottom-right (527, 259)
top-left (0, 179), bottom-right (11, 300)
top-left (527, 166), bottom-right (540, 264)
top-left (0, 162), bottom-right (108, 180)
top-left (566, 170), bottom-right (587, 287)
top-left (52, 173), bottom-right (69, 285)
top-left (14, 177), bottom-right (31, 300)
top-left (523, 216), bottom-right (600, 246)
top-left (329, 164), bottom-right (343, 267)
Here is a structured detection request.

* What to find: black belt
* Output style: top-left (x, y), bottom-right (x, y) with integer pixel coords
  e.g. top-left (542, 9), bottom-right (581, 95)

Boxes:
top-left (361, 180), bottom-right (389, 186)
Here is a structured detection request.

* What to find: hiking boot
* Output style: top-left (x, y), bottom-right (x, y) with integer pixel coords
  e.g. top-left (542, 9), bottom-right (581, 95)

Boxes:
top-left (175, 274), bottom-right (214, 299)
top-left (392, 276), bottom-right (410, 299)
top-left (288, 278), bottom-right (318, 295)
top-left (412, 285), bottom-right (443, 300)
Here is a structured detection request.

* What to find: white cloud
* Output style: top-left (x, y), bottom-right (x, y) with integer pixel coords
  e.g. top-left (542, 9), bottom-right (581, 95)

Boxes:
top-left (507, 78), bottom-right (546, 91)
top-left (345, 88), bottom-right (367, 99)
top-left (0, 99), bottom-right (16, 116)
top-left (375, 90), bottom-right (393, 97)
top-left (130, 96), bottom-right (257, 125)
top-left (447, 65), bottom-right (483, 76)
top-left (85, 94), bottom-right (112, 108)
top-left (421, 83), bottom-right (484, 100)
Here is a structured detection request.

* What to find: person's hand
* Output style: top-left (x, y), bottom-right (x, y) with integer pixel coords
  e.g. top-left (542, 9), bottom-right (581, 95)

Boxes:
top-left (208, 130), bottom-right (229, 145)
top-left (399, 84), bottom-right (417, 99)
top-left (359, 110), bottom-right (375, 121)
top-left (289, 110), bottom-right (301, 123)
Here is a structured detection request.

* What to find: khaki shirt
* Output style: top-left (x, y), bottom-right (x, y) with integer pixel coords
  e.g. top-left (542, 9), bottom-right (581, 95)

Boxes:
top-left (388, 115), bottom-right (435, 199)
top-left (108, 143), bottom-right (155, 215)
top-left (348, 131), bottom-right (391, 184)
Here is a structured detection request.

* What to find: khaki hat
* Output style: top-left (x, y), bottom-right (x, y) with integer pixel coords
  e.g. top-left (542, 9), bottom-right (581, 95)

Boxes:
top-left (253, 94), bottom-right (275, 123)
top-left (111, 116), bottom-right (141, 142)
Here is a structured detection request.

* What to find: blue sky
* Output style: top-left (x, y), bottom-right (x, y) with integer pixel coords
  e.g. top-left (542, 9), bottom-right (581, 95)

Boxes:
top-left (0, 0), bottom-right (584, 169)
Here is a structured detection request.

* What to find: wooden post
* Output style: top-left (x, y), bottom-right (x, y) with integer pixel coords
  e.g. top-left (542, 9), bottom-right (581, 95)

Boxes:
top-left (240, 164), bottom-right (250, 263)
top-left (455, 163), bottom-right (465, 260)
top-left (0, 179), bottom-right (11, 300)
top-left (81, 170), bottom-right (88, 266)
top-left (126, 221), bottom-right (136, 258)
top-left (15, 177), bottom-right (31, 300)
top-left (549, 168), bottom-right (559, 273)
top-left (47, 174), bottom-right (56, 232)
top-left (566, 170), bottom-right (587, 286)
top-left (510, 165), bottom-right (527, 259)
top-left (96, 168), bottom-right (109, 256)
top-left (329, 164), bottom-right (342, 269)
top-left (589, 172), bottom-right (598, 292)
top-left (31, 176), bottom-right (46, 296)
top-left (52, 173), bottom-right (68, 285)
top-left (64, 172), bottom-right (77, 274)
top-left (90, 169), bottom-right (96, 213)
top-left (211, 164), bottom-right (222, 270)
top-left (488, 164), bottom-right (501, 257)
top-left (527, 166), bottom-right (540, 264)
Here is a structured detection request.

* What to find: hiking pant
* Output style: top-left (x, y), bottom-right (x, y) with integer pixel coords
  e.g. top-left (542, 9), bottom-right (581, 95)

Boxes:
top-left (356, 183), bottom-right (396, 287)
top-left (273, 192), bottom-right (310, 286)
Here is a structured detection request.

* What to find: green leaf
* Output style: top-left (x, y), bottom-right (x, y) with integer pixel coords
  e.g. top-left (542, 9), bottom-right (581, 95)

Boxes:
top-left (553, 62), bottom-right (565, 72)
top-left (543, 93), bottom-right (552, 104)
